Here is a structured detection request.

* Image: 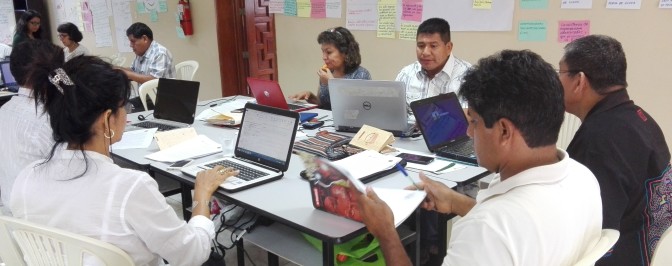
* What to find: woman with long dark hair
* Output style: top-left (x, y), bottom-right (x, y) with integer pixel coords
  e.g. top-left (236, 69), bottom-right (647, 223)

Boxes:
top-left (12, 10), bottom-right (42, 47)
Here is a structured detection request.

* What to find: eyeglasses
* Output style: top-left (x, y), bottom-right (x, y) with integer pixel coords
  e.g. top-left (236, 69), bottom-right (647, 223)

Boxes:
top-left (57, 34), bottom-right (68, 39)
top-left (29, 21), bottom-right (40, 26)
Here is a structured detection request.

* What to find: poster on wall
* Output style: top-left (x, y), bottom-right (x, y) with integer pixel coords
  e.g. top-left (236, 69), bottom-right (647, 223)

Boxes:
top-left (422, 0), bottom-right (514, 31)
top-left (0, 0), bottom-right (15, 45)
top-left (112, 0), bottom-right (132, 53)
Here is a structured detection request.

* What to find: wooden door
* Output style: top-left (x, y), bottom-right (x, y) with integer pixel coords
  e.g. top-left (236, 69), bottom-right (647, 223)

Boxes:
top-left (215, 0), bottom-right (277, 97)
top-left (244, 0), bottom-right (278, 82)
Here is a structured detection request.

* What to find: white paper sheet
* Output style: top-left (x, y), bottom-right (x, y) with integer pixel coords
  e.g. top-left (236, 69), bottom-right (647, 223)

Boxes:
top-left (373, 188), bottom-right (426, 226)
top-left (332, 150), bottom-right (401, 180)
top-left (606, 0), bottom-right (641, 9)
top-left (112, 0), bottom-right (133, 53)
top-left (346, 0), bottom-right (377, 30)
top-left (561, 0), bottom-right (592, 9)
top-left (0, 0), bottom-right (16, 44)
top-left (112, 128), bottom-right (157, 149)
top-left (90, 0), bottom-right (113, 47)
top-left (195, 98), bottom-right (253, 121)
top-left (145, 135), bottom-right (222, 162)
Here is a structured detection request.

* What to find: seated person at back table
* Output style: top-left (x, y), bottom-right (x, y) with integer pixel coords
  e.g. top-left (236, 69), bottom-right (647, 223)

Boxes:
top-left (57, 22), bottom-right (89, 62)
top-left (119, 22), bottom-right (175, 111)
top-left (397, 18), bottom-right (471, 113)
top-left (290, 27), bottom-right (371, 110)
top-left (353, 50), bottom-right (603, 266)
top-left (10, 55), bottom-right (238, 265)
top-left (560, 34), bottom-right (671, 266)
top-left (0, 40), bottom-right (63, 215)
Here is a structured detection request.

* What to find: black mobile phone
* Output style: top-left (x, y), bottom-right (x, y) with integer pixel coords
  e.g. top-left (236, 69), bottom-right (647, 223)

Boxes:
top-left (396, 153), bottom-right (435, 165)
top-left (167, 159), bottom-right (194, 170)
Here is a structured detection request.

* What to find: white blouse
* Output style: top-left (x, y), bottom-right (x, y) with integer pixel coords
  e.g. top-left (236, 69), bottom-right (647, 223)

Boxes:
top-left (10, 147), bottom-right (215, 266)
top-left (64, 44), bottom-right (89, 62)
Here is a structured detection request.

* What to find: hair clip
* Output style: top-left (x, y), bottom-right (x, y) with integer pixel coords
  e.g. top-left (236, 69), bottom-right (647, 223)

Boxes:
top-left (49, 68), bottom-right (74, 94)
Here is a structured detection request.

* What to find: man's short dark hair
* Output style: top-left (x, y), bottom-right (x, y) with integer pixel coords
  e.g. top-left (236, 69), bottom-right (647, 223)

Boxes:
top-left (9, 40), bottom-right (64, 86)
top-left (459, 50), bottom-right (565, 148)
top-left (417, 18), bottom-right (451, 43)
top-left (57, 22), bottom-right (83, 43)
top-left (563, 35), bottom-right (628, 94)
top-left (126, 22), bottom-right (153, 40)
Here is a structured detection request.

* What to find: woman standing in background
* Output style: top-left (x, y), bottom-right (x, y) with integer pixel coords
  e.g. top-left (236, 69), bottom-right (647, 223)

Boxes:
top-left (12, 10), bottom-right (42, 47)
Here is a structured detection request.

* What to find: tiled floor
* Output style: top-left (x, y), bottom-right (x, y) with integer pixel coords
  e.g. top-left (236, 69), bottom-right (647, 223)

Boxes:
top-left (165, 194), bottom-right (297, 266)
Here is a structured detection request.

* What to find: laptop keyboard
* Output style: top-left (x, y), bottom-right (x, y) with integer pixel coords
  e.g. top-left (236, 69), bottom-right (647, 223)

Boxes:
top-left (287, 103), bottom-right (304, 111)
top-left (133, 121), bottom-right (178, 131)
top-left (205, 160), bottom-right (267, 181)
top-left (440, 139), bottom-right (474, 156)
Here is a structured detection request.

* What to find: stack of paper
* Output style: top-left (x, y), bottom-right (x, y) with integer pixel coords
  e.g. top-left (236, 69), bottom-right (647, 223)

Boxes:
top-left (145, 135), bottom-right (221, 162)
top-left (331, 150), bottom-right (401, 180)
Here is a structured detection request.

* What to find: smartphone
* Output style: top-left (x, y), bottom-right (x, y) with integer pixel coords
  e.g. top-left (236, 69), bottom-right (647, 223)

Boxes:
top-left (167, 159), bottom-right (194, 170)
top-left (396, 153), bottom-right (435, 165)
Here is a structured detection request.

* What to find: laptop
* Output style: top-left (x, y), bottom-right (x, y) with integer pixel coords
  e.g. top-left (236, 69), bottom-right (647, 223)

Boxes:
top-left (246, 77), bottom-right (317, 112)
top-left (182, 103), bottom-right (300, 192)
top-left (0, 61), bottom-right (19, 92)
top-left (329, 79), bottom-right (413, 137)
top-left (410, 93), bottom-right (477, 165)
top-left (128, 78), bottom-right (200, 131)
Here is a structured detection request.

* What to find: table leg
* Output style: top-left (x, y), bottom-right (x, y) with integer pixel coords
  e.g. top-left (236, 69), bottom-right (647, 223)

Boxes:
top-left (268, 252), bottom-right (279, 266)
top-left (237, 240), bottom-right (245, 266)
top-left (322, 241), bottom-right (335, 266)
top-left (180, 184), bottom-right (192, 220)
top-left (415, 208), bottom-right (422, 266)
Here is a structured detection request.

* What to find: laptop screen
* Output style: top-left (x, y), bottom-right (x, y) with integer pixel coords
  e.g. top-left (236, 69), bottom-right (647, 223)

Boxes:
top-left (154, 78), bottom-right (200, 124)
top-left (0, 61), bottom-right (16, 87)
top-left (412, 93), bottom-right (469, 149)
top-left (235, 103), bottom-right (299, 171)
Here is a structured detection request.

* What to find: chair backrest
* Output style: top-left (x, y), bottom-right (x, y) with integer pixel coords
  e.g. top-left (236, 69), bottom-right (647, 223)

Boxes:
top-left (557, 112), bottom-right (582, 149)
top-left (574, 229), bottom-right (620, 266)
top-left (175, 60), bottom-right (199, 81)
top-left (0, 216), bottom-right (134, 266)
top-left (651, 226), bottom-right (672, 266)
top-left (138, 79), bottom-right (160, 111)
top-left (112, 56), bottom-right (126, 67)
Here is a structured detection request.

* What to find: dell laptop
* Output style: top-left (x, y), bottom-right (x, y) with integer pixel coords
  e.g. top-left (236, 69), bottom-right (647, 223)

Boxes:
top-left (128, 78), bottom-right (200, 131)
top-left (247, 77), bottom-right (317, 112)
top-left (182, 103), bottom-right (300, 192)
top-left (329, 79), bottom-right (413, 137)
top-left (410, 93), bottom-right (477, 165)
top-left (0, 61), bottom-right (19, 92)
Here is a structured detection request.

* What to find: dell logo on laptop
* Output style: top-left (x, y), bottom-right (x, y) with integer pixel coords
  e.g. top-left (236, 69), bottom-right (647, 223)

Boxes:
top-left (363, 101), bottom-right (371, 110)
top-left (264, 91), bottom-right (270, 97)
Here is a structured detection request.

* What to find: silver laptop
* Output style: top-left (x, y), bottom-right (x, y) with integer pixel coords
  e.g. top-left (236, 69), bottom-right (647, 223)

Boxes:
top-left (329, 79), bottom-right (412, 137)
top-left (181, 103), bottom-right (300, 192)
top-left (127, 78), bottom-right (200, 131)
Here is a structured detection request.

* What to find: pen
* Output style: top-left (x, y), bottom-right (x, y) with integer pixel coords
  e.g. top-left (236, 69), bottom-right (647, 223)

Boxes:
top-left (315, 115), bottom-right (328, 121)
top-left (396, 163), bottom-right (421, 190)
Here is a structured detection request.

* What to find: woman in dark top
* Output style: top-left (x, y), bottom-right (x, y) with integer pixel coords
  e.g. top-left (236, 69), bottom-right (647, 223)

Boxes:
top-left (12, 10), bottom-right (42, 47)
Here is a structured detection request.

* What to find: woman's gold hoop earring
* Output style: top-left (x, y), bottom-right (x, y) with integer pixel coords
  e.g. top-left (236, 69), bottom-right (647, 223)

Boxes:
top-left (104, 129), bottom-right (115, 139)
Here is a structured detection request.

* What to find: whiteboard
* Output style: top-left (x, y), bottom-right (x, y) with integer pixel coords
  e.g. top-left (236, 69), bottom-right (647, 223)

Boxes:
top-left (423, 0), bottom-right (514, 31)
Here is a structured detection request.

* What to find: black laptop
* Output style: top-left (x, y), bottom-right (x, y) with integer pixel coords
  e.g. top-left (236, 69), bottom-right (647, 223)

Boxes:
top-left (128, 78), bottom-right (200, 131)
top-left (0, 61), bottom-right (19, 92)
top-left (410, 93), bottom-right (477, 165)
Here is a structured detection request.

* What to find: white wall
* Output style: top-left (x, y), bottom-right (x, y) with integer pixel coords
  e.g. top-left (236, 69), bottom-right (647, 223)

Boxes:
top-left (44, 1), bottom-right (223, 100)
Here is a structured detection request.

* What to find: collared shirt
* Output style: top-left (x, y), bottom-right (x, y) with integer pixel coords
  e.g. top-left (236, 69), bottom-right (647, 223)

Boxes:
top-left (567, 89), bottom-right (671, 266)
top-left (10, 147), bottom-right (215, 266)
top-left (64, 44), bottom-right (89, 62)
top-left (395, 53), bottom-right (471, 108)
top-left (131, 40), bottom-right (175, 80)
top-left (444, 149), bottom-right (603, 266)
top-left (0, 87), bottom-right (53, 214)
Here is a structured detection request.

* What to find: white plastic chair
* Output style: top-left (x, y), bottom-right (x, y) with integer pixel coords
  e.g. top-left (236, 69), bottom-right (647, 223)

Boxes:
top-left (557, 112), bottom-right (582, 149)
top-left (574, 229), bottom-right (620, 266)
top-left (0, 216), bottom-right (135, 266)
top-left (138, 79), bottom-right (159, 111)
top-left (651, 226), bottom-right (672, 266)
top-left (175, 60), bottom-right (199, 81)
top-left (111, 56), bottom-right (127, 67)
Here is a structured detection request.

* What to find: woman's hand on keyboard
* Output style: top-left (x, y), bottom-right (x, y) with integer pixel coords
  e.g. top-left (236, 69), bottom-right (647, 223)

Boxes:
top-left (195, 166), bottom-right (239, 197)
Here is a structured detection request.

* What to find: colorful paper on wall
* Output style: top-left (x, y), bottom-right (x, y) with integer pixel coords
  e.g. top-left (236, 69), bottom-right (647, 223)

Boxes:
top-left (561, 0), bottom-right (592, 9)
top-left (82, 0), bottom-right (94, 32)
top-left (401, 0), bottom-right (422, 22)
top-left (473, 0), bottom-right (493, 9)
top-left (158, 0), bottom-right (167, 13)
top-left (285, 0), bottom-right (298, 16)
top-left (399, 23), bottom-right (419, 40)
top-left (520, 0), bottom-right (548, 9)
top-left (558, 20), bottom-right (590, 43)
top-left (297, 0), bottom-right (311, 17)
top-left (311, 0), bottom-right (326, 18)
top-left (606, 0), bottom-right (641, 9)
top-left (518, 20), bottom-right (547, 41)
top-left (377, 0), bottom-right (396, 38)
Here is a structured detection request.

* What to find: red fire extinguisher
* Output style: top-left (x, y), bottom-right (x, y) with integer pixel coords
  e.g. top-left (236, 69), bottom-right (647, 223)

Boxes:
top-left (178, 0), bottom-right (193, 36)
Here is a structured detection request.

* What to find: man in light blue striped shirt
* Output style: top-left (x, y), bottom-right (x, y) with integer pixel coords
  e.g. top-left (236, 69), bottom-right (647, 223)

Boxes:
top-left (121, 22), bottom-right (175, 110)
